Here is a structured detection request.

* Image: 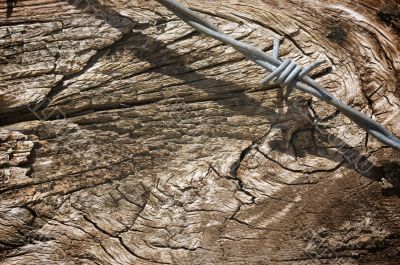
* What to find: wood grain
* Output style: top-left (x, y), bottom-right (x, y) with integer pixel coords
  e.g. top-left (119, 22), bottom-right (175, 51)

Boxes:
top-left (0, 0), bottom-right (400, 264)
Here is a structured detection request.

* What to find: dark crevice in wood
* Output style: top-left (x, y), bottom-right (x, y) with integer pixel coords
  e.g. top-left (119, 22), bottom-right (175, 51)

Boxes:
top-left (1, 1), bottom-right (400, 264)
top-left (0, 0), bottom-right (135, 126)
top-left (378, 0), bottom-right (400, 34)
top-left (6, 0), bottom-right (16, 18)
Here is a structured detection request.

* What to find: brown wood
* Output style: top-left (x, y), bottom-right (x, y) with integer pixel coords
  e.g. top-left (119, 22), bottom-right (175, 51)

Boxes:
top-left (1, 0), bottom-right (400, 264)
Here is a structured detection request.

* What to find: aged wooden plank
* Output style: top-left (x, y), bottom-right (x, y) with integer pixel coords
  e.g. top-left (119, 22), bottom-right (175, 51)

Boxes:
top-left (0, 0), bottom-right (400, 264)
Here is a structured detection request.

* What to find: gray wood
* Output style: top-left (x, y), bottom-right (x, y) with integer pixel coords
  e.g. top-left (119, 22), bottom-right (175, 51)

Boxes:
top-left (1, 0), bottom-right (400, 264)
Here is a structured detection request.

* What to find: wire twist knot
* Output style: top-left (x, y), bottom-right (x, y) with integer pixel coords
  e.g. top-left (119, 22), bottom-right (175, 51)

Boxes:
top-left (155, 0), bottom-right (400, 150)
top-left (261, 37), bottom-right (325, 99)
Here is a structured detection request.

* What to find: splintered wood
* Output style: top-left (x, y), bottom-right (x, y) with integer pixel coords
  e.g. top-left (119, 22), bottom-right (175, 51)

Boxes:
top-left (0, 0), bottom-right (400, 264)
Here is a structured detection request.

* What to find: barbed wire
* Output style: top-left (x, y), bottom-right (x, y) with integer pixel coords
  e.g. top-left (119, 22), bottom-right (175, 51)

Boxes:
top-left (155, 0), bottom-right (400, 151)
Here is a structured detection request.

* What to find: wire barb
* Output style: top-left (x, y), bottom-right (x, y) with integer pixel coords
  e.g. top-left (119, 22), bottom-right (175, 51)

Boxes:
top-left (261, 37), bottom-right (326, 100)
top-left (155, 0), bottom-right (400, 151)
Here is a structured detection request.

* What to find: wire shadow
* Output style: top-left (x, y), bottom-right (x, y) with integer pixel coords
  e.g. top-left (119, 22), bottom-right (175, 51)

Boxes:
top-left (68, 0), bottom-right (400, 196)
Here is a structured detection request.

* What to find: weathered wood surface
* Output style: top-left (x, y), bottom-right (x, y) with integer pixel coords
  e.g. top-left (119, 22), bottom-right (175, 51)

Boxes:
top-left (0, 0), bottom-right (400, 264)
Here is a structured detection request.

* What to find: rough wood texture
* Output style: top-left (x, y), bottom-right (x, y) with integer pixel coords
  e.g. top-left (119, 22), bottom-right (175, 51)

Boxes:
top-left (1, 0), bottom-right (400, 264)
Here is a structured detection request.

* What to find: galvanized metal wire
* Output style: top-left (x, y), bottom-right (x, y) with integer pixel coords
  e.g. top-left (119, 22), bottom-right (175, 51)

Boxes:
top-left (155, 0), bottom-right (400, 151)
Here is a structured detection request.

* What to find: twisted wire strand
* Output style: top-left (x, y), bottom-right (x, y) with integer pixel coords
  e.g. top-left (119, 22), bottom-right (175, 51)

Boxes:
top-left (155, 0), bottom-right (400, 151)
top-left (261, 37), bottom-right (327, 99)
